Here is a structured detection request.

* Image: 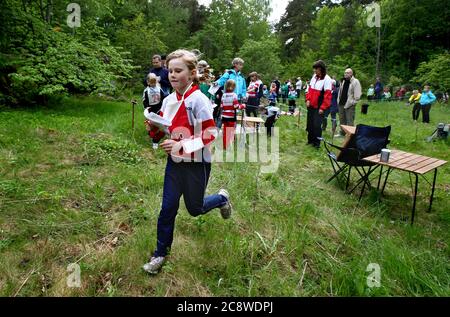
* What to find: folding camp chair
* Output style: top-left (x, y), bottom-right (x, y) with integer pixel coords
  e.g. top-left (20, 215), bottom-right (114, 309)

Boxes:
top-left (321, 124), bottom-right (391, 200)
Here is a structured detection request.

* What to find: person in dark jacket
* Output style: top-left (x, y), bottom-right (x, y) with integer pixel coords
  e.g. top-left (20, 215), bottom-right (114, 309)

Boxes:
top-left (374, 77), bottom-right (383, 102)
top-left (322, 77), bottom-right (339, 133)
top-left (273, 77), bottom-right (281, 103)
top-left (143, 55), bottom-right (171, 96)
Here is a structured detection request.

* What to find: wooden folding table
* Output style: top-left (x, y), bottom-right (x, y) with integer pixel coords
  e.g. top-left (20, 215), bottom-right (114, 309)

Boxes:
top-left (363, 150), bottom-right (447, 224)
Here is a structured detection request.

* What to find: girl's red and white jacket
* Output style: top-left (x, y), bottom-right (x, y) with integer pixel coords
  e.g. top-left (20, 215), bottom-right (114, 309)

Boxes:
top-left (247, 80), bottom-right (261, 98)
top-left (305, 74), bottom-right (332, 111)
top-left (221, 92), bottom-right (245, 120)
top-left (149, 85), bottom-right (217, 162)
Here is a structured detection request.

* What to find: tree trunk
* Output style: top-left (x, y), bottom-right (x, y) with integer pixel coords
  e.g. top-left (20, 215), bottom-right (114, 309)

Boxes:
top-left (46, 0), bottom-right (52, 24)
top-left (376, 26), bottom-right (381, 77)
top-left (39, 0), bottom-right (45, 21)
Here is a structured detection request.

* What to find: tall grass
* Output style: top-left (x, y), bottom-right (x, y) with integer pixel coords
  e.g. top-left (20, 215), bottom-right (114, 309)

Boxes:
top-left (0, 97), bottom-right (448, 296)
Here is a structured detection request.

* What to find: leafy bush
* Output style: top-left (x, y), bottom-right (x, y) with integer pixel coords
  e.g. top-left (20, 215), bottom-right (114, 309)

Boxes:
top-left (413, 53), bottom-right (450, 92)
top-left (238, 37), bottom-right (283, 83)
top-left (1, 9), bottom-right (134, 107)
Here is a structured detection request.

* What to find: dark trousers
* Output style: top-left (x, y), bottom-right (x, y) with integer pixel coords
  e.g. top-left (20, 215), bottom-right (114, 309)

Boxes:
top-left (213, 106), bottom-right (222, 128)
top-left (306, 107), bottom-right (323, 147)
top-left (265, 115), bottom-right (277, 136)
top-left (322, 109), bottom-right (337, 131)
top-left (246, 97), bottom-right (259, 117)
top-left (422, 104), bottom-right (431, 123)
top-left (288, 99), bottom-right (296, 113)
top-left (154, 157), bottom-right (227, 257)
top-left (375, 92), bottom-right (382, 101)
top-left (296, 89), bottom-right (301, 99)
top-left (412, 102), bottom-right (421, 121)
top-left (245, 106), bottom-right (258, 117)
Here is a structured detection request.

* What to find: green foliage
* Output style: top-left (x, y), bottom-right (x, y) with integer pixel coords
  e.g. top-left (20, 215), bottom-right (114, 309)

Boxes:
top-left (185, 14), bottom-right (234, 73)
top-left (238, 37), bottom-right (282, 82)
top-left (83, 137), bottom-right (143, 165)
top-left (276, 0), bottom-right (318, 58)
top-left (388, 76), bottom-right (403, 88)
top-left (1, 0), bottom-right (449, 107)
top-left (115, 13), bottom-right (167, 87)
top-left (9, 28), bottom-right (133, 104)
top-left (413, 53), bottom-right (450, 92)
top-left (278, 0), bottom-right (450, 89)
top-left (209, 0), bottom-right (272, 54)
top-left (0, 1), bottom-right (134, 106)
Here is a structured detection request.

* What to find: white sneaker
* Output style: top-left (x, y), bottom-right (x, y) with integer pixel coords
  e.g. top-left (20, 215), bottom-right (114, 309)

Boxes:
top-left (218, 189), bottom-right (232, 219)
top-left (152, 143), bottom-right (159, 150)
top-left (143, 256), bottom-right (165, 274)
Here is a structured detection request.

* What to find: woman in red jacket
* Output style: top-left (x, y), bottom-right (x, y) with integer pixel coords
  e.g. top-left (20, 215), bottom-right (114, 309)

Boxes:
top-left (305, 60), bottom-right (332, 148)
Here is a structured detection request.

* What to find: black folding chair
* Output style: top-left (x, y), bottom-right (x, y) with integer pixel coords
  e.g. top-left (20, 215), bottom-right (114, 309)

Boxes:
top-left (321, 124), bottom-right (391, 200)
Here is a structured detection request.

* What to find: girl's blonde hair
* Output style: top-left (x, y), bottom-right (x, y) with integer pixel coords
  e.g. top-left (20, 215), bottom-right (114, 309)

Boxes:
top-left (147, 73), bottom-right (158, 86)
top-left (225, 79), bottom-right (236, 93)
top-left (166, 49), bottom-right (200, 86)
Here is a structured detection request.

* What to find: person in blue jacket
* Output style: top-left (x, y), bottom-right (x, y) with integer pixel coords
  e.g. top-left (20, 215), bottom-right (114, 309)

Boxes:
top-left (419, 85), bottom-right (437, 123)
top-left (215, 58), bottom-right (247, 102)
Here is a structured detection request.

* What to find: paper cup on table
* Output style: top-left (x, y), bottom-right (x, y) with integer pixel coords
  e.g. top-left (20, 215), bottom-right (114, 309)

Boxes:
top-left (380, 149), bottom-right (391, 162)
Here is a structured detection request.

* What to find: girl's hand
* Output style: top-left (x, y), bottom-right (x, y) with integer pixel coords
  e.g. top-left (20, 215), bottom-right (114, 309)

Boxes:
top-left (144, 120), bottom-right (154, 132)
top-left (161, 139), bottom-right (180, 155)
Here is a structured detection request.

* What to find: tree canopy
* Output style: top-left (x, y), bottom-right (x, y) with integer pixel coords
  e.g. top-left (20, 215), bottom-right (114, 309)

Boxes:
top-left (0, 0), bottom-right (448, 106)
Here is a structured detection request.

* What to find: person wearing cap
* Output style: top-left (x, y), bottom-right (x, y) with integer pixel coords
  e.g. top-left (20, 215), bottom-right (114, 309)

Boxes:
top-left (305, 60), bottom-right (332, 148)
top-left (337, 68), bottom-right (361, 135)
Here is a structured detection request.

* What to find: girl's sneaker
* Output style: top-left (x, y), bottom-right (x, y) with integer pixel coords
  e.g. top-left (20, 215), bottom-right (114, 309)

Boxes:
top-left (143, 256), bottom-right (165, 274)
top-left (218, 189), bottom-right (232, 219)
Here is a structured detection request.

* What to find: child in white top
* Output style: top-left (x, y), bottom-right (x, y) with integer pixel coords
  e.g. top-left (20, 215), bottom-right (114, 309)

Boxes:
top-left (142, 50), bottom-right (232, 275)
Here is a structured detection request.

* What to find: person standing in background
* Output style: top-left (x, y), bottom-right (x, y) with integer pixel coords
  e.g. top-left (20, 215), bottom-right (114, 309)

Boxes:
top-left (296, 77), bottom-right (302, 99)
top-left (216, 58), bottom-right (247, 102)
top-left (145, 54), bottom-right (171, 97)
top-left (337, 68), bottom-right (362, 135)
top-left (409, 90), bottom-right (422, 122)
top-left (419, 85), bottom-right (436, 123)
top-left (374, 77), bottom-right (383, 102)
top-left (273, 77), bottom-right (281, 103)
top-left (305, 60), bottom-right (332, 148)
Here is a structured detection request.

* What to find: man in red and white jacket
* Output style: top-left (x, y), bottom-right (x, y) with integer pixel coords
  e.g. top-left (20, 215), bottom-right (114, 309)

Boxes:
top-left (305, 60), bottom-right (332, 148)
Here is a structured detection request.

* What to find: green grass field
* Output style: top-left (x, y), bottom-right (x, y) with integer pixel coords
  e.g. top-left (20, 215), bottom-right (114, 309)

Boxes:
top-left (0, 97), bottom-right (449, 296)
